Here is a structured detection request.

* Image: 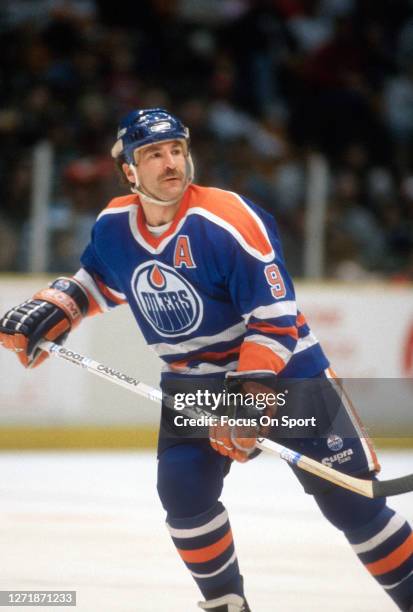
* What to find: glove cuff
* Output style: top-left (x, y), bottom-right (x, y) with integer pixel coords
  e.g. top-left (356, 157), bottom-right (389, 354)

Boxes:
top-left (33, 277), bottom-right (89, 330)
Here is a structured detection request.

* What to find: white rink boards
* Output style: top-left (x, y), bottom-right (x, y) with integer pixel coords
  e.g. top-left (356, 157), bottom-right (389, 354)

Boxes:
top-left (1, 278), bottom-right (412, 433)
top-left (0, 450), bottom-right (411, 611)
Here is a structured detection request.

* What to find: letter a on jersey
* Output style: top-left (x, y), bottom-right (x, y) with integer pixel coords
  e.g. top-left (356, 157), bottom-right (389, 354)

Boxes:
top-left (174, 235), bottom-right (196, 268)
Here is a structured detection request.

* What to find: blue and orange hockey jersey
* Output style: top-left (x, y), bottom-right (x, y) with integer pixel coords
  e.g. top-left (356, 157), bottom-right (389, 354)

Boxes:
top-left (76, 184), bottom-right (329, 379)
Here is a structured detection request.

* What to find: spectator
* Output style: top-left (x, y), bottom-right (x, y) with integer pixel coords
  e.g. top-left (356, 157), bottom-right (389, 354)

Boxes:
top-left (0, 0), bottom-right (412, 279)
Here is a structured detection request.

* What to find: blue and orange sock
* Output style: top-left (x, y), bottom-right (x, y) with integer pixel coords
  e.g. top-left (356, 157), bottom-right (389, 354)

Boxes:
top-left (346, 506), bottom-right (413, 611)
top-left (166, 501), bottom-right (244, 600)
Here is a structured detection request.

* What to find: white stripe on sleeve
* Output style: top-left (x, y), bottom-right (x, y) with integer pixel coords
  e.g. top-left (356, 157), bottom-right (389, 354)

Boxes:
top-left (243, 334), bottom-right (292, 363)
top-left (244, 301), bottom-right (297, 322)
top-left (74, 268), bottom-right (110, 312)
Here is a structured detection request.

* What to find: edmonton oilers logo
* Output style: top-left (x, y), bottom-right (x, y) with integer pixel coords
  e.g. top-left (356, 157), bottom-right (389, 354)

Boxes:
top-left (131, 261), bottom-right (203, 337)
top-left (327, 434), bottom-right (343, 452)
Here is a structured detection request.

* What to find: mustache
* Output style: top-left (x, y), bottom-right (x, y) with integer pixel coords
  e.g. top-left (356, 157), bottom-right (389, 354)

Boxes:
top-left (159, 169), bottom-right (184, 181)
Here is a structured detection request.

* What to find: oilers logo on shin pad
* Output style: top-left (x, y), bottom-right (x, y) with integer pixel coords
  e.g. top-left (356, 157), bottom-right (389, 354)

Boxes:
top-left (131, 261), bottom-right (203, 337)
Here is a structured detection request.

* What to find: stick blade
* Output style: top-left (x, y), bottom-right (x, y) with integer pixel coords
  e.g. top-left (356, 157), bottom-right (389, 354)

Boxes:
top-left (373, 474), bottom-right (413, 498)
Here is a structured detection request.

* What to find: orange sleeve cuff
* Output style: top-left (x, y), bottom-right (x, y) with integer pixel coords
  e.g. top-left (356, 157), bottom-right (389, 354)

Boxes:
top-left (237, 341), bottom-right (285, 374)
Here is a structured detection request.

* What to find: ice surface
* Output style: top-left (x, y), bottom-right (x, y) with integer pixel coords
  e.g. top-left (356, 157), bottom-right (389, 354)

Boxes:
top-left (0, 449), bottom-right (411, 611)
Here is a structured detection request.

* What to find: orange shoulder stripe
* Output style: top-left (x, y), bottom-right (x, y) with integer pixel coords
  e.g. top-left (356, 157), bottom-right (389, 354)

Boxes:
top-left (106, 194), bottom-right (138, 210)
top-left (188, 186), bottom-right (273, 259)
top-left (98, 194), bottom-right (138, 219)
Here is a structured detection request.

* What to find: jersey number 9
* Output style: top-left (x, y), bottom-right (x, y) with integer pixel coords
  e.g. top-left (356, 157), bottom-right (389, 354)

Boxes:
top-left (264, 264), bottom-right (286, 299)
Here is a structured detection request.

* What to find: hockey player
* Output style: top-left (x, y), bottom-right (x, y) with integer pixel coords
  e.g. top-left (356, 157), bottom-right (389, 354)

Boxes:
top-left (1, 108), bottom-right (412, 611)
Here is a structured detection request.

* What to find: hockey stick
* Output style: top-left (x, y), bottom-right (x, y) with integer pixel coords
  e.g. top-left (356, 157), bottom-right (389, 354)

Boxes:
top-left (39, 340), bottom-right (413, 499)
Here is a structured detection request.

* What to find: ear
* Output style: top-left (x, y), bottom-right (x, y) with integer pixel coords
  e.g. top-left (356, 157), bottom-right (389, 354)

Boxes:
top-left (122, 163), bottom-right (135, 184)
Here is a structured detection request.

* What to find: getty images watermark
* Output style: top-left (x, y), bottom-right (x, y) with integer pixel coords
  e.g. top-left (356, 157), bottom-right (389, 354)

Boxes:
top-left (172, 389), bottom-right (317, 430)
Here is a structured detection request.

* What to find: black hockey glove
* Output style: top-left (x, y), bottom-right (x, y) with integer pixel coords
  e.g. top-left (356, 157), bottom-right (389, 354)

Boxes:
top-left (0, 278), bottom-right (89, 368)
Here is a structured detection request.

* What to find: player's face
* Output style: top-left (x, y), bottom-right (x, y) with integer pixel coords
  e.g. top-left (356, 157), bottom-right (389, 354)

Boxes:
top-left (135, 140), bottom-right (187, 202)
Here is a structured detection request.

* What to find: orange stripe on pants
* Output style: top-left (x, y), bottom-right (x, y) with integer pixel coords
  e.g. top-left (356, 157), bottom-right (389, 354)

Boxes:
top-left (177, 529), bottom-right (233, 564)
top-left (366, 533), bottom-right (413, 576)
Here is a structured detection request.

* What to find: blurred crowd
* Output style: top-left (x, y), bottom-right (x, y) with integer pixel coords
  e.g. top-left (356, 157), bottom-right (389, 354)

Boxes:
top-left (1, 0), bottom-right (413, 280)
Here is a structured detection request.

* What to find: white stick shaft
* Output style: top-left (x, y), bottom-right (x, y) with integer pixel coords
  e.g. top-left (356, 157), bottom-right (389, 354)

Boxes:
top-left (40, 340), bottom-right (374, 497)
top-left (40, 341), bottom-right (162, 404)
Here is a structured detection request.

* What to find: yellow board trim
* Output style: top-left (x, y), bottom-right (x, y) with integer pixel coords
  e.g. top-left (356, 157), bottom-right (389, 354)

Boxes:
top-left (372, 438), bottom-right (413, 449)
top-left (0, 428), bottom-right (411, 450)
top-left (0, 427), bottom-right (158, 450)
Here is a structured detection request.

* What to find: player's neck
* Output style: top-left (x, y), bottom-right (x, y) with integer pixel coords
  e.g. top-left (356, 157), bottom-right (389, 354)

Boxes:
top-left (140, 199), bottom-right (182, 226)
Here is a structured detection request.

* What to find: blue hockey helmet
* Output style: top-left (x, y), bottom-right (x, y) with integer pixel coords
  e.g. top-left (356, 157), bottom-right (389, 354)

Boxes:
top-left (111, 107), bottom-right (190, 164)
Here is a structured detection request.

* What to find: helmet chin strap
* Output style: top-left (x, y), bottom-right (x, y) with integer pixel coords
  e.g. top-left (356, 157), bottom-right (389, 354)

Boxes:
top-left (128, 155), bottom-right (194, 207)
